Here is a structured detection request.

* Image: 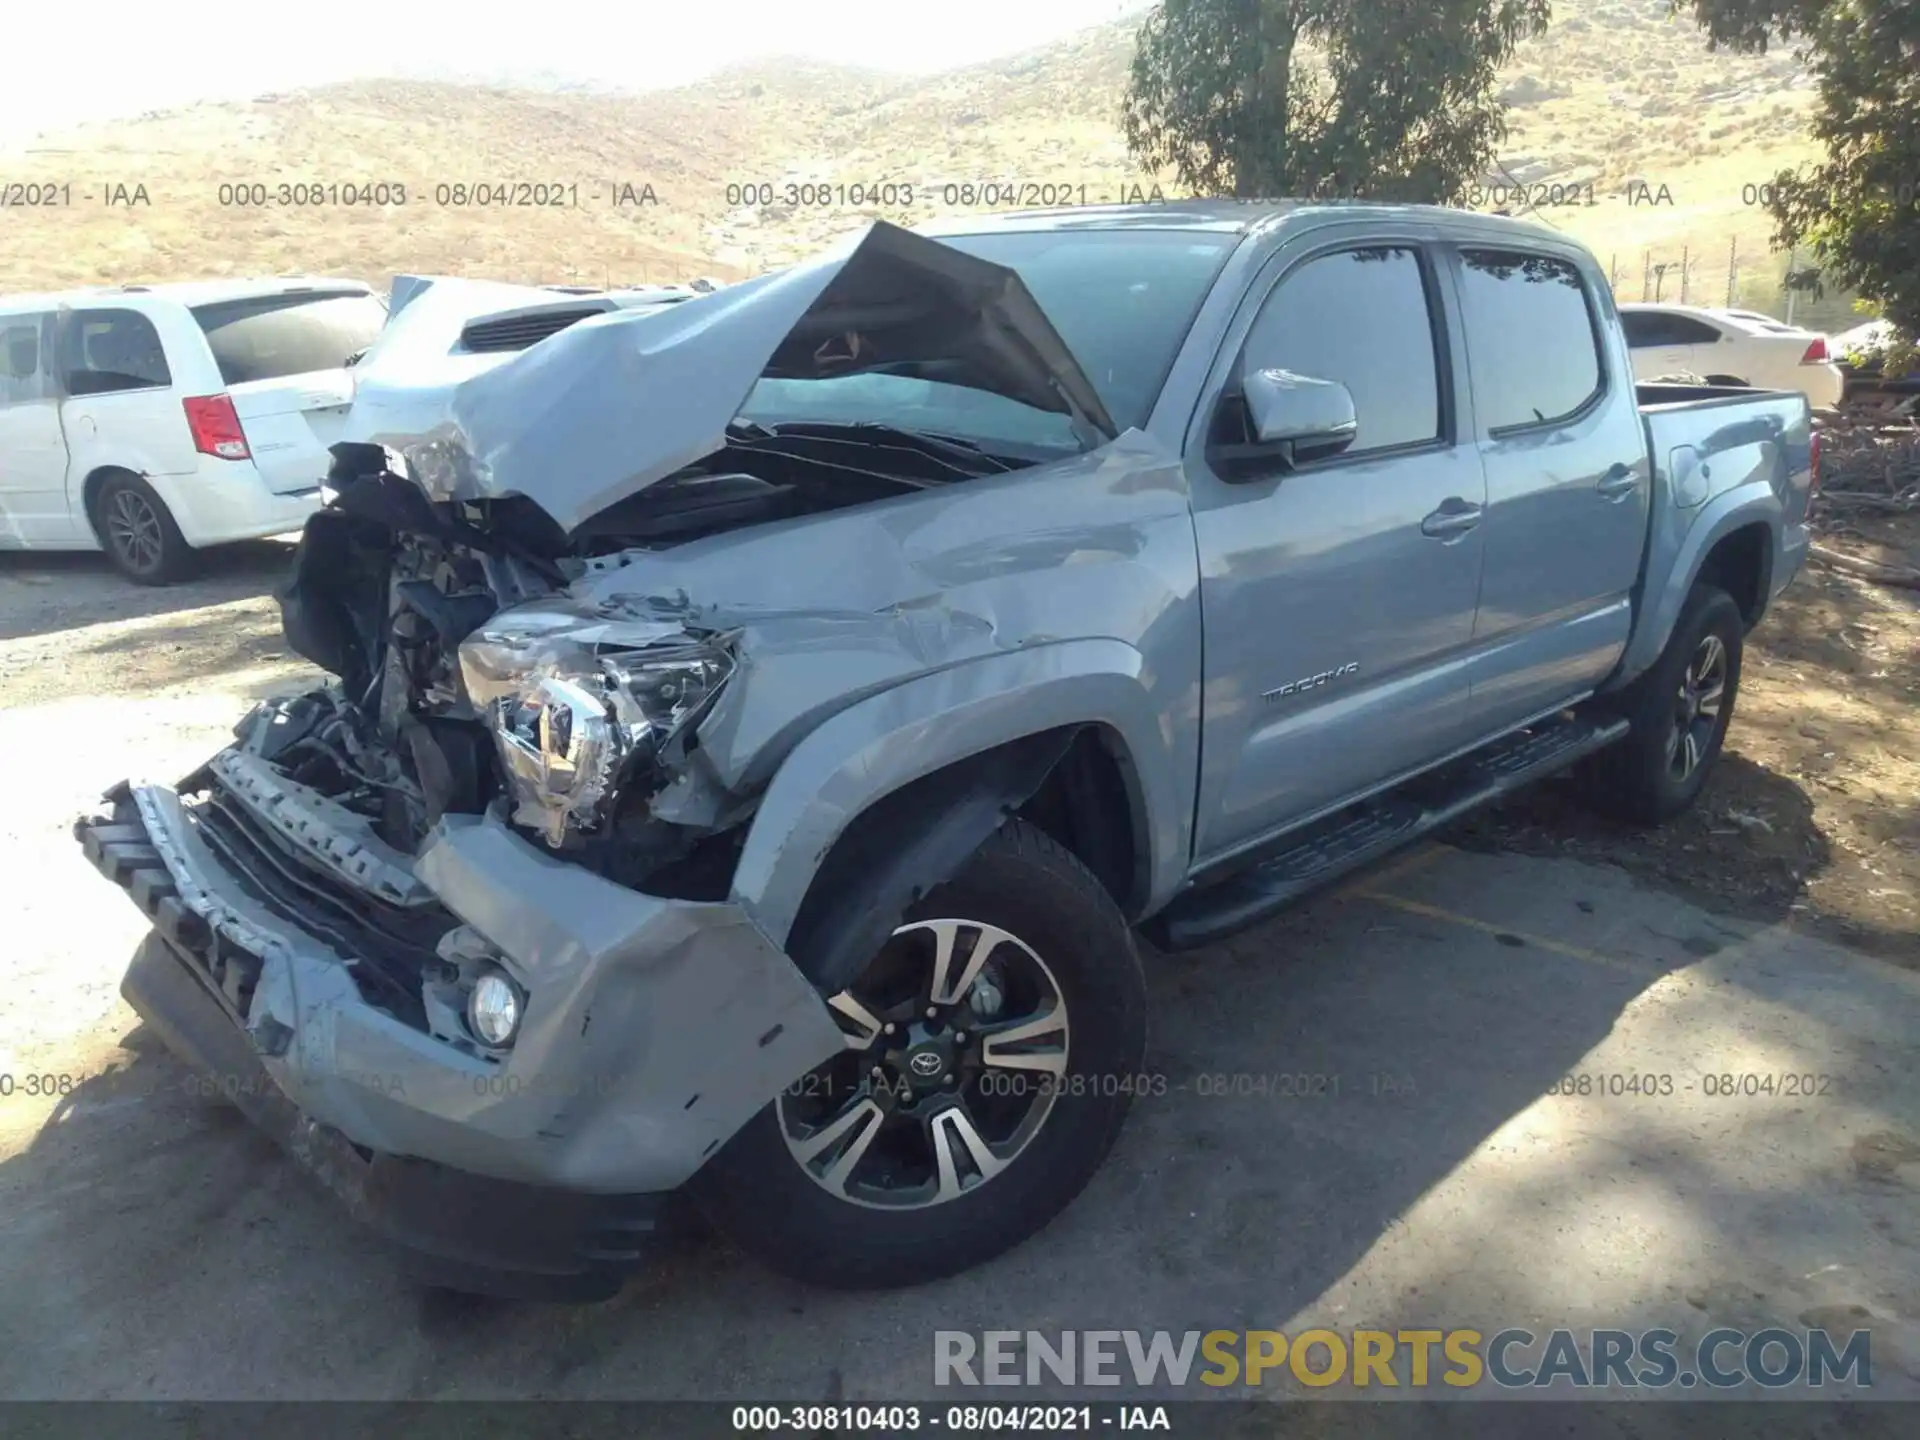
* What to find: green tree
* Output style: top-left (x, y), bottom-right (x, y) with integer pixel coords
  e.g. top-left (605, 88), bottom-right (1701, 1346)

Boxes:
top-left (1678, 0), bottom-right (1920, 351)
top-left (1122, 0), bottom-right (1551, 203)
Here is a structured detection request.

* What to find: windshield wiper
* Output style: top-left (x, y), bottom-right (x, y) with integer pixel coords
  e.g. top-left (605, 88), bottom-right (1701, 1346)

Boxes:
top-left (748, 420), bottom-right (1016, 475)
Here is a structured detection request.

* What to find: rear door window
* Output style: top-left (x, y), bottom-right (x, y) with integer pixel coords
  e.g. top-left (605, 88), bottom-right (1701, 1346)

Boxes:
top-left (0, 315), bottom-right (48, 404)
top-left (60, 309), bottom-right (173, 396)
top-left (1666, 314), bottom-right (1726, 345)
top-left (1621, 310), bottom-right (1720, 348)
top-left (1456, 249), bottom-right (1604, 432)
top-left (1620, 311), bottom-right (1671, 348)
top-left (1238, 245), bottom-right (1443, 454)
top-left (190, 290), bottom-right (388, 384)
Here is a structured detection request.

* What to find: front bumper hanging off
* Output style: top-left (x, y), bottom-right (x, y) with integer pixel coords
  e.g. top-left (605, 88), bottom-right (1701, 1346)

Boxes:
top-left (74, 769), bottom-right (844, 1300)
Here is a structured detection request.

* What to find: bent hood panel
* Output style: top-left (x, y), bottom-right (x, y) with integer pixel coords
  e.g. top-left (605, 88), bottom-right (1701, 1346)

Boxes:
top-left (343, 221), bottom-right (1119, 535)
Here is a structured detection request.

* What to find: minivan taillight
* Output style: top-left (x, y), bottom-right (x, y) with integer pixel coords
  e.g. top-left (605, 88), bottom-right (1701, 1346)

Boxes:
top-left (183, 394), bottom-right (251, 460)
top-left (1800, 336), bottom-right (1830, 364)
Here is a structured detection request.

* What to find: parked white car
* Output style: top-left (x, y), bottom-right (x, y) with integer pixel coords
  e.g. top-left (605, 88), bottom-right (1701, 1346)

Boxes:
top-left (1617, 303), bottom-right (1845, 412)
top-left (0, 279), bottom-right (387, 582)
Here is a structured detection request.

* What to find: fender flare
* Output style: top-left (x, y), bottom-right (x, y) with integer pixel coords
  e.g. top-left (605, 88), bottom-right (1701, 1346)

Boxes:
top-left (1615, 479), bottom-right (1780, 686)
top-left (728, 638), bottom-right (1189, 960)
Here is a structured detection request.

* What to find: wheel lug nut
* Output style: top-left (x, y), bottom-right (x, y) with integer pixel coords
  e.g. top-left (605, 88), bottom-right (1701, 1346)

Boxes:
top-left (954, 1031), bottom-right (967, 1043)
top-left (883, 1023), bottom-right (896, 1035)
top-left (926, 1006), bottom-right (938, 1019)
top-left (944, 1075), bottom-right (957, 1087)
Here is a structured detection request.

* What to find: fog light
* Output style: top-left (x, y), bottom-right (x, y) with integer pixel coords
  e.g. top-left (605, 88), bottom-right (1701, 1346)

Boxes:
top-left (467, 970), bottom-right (523, 1048)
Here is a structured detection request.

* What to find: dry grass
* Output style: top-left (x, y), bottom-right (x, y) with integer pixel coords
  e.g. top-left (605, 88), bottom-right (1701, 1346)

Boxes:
top-left (0, 0), bottom-right (1828, 298)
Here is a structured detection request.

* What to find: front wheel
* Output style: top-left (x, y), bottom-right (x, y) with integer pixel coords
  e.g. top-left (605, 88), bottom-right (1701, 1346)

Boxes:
top-left (1578, 582), bottom-right (1744, 825)
top-left (699, 819), bottom-right (1147, 1289)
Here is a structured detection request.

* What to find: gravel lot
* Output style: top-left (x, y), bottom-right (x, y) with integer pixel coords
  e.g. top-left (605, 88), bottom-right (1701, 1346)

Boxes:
top-left (1, 542), bottom-right (1916, 1420)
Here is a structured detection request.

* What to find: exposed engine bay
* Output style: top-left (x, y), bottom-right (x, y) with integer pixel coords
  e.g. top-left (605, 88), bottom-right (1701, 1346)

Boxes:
top-left (163, 218), bottom-right (1126, 1042)
top-left (265, 420), bottom-right (1027, 901)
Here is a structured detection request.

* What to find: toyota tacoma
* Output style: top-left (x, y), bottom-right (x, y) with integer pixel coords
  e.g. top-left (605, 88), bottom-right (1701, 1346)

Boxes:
top-left (76, 205), bottom-right (1814, 1299)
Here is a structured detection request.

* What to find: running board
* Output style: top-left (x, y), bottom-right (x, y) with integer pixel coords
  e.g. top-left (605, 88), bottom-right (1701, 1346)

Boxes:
top-left (1143, 711), bottom-right (1630, 952)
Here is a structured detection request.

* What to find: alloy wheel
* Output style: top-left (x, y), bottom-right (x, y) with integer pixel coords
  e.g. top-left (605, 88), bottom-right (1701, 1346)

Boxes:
top-left (105, 488), bottom-right (164, 576)
top-left (777, 917), bottom-right (1070, 1210)
top-left (1666, 632), bottom-right (1727, 781)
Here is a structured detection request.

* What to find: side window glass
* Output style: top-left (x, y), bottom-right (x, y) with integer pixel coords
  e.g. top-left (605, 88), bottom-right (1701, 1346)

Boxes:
top-left (1672, 316), bottom-right (1724, 345)
top-left (61, 309), bottom-right (172, 396)
top-left (1238, 246), bottom-right (1441, 455)
top-left (0, 317), bottom-right (45, 405)
top-left (1457, 249), bottom-right (1604, 432)
top-left (1620, 311), bottom-right (1665, 349)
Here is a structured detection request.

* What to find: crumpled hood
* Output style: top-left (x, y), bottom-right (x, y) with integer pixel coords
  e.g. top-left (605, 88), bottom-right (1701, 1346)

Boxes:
top-left (342, 221), bottom-right (1120, 534)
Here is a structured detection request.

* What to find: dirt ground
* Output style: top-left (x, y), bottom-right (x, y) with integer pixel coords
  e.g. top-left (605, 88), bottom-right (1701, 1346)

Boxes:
top-left (1, 530), bottom-right (1917, 1413)
top-left (1453, 510), bottom-right (1920, 970)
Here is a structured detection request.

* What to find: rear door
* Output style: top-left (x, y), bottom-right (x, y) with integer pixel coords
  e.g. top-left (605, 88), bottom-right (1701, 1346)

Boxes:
top-left (189, 289), bottom-right (387, 494)
top-left (1449, 244), bottom-right (1650, 732)
top-left (0, 312), bottom-right (77, 544)
top-left (57, 305), bottom-right (196, 481)
top-left (1188, 233), bottom-right (1488, 863)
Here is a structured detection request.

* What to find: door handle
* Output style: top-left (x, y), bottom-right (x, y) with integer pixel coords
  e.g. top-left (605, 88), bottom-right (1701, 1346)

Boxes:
top-left (1420, 500), bottom-right (1483, 539)
top-left (1596, 463), bottom-right (1638, 501)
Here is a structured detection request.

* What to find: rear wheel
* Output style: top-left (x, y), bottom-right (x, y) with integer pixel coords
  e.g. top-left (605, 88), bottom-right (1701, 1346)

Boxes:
top-left (93, 473), bottom-right (194, 585)
top-left (1578, 583), bottom-right (1743, 824)
top-left (699, 819), bottom-right (1147, 1289)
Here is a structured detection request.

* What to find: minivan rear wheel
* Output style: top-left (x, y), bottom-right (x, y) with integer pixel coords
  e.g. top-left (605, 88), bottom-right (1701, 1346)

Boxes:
top-left (94, 473), bottom-right (193, 585)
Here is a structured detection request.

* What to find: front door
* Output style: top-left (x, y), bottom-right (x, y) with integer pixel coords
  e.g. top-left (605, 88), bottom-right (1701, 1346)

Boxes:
top-left (1187, 237), bottom-right (1488, 864)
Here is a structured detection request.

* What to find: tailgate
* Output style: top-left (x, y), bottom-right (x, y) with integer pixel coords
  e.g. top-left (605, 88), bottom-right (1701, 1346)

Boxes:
top-left (190, 287), bottom-right (387, 493)
top-left (228, 370), bottom-right (355, 493)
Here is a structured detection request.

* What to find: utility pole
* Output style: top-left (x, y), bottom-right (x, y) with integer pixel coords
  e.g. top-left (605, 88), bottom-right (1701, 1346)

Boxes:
top-left (1783, 246), bottom-right (1799, 326)
top-left (1679, 245), bottom-right (1691, 304)
top-left (1726, 237), bottom-right (1737, 307)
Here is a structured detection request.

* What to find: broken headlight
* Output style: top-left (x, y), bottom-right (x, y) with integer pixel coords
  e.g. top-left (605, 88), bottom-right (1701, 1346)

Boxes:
top-left (457, 605), bottom-right (734, 847)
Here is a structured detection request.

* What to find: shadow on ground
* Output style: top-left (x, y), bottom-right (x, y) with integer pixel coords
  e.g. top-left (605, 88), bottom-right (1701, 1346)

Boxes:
top-left (0, 540), bottom-right (296, 644)
top-left (1447, 756), bottom-right (1866, 943)
top-left (8, 871), bottom-right (1907, 1409)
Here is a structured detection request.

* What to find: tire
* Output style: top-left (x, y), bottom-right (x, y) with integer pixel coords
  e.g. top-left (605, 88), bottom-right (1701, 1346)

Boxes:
top-left (698, 818), bottom-right (1148, 1290)
top-left (93, 473), bottom-right (194, 585)
top-left (1579, 583), bottom-right (1744, 825)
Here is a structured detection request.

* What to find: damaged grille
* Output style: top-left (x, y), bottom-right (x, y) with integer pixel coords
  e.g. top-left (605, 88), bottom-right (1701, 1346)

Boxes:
top-left (77, 807), bottom-right (265, 1023)
top-left (460, 306), bottom-right (607, 353)
top-left (189, 779), bottom-right (456, 1031)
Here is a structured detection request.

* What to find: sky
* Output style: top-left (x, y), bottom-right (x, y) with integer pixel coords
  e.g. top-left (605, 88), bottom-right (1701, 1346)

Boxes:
top-left (3, 0), bottom-right (1155, 141)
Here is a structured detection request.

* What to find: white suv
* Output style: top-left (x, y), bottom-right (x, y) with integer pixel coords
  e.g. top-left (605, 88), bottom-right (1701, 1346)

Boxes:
top-left (0, 279), bottom-right (387, 583)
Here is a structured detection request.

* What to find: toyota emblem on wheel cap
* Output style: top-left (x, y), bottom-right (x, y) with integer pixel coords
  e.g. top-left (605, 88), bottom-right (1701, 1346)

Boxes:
top-left (909, 1050), bottom-right (944, 1077)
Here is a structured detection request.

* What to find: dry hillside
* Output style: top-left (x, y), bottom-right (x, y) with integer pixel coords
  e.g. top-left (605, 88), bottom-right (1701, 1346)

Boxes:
top-left (0, 0), bottom-right (1825, 311)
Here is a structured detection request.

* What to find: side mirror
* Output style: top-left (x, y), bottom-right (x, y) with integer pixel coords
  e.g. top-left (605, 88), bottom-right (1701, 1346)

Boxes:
top-left (1243, 368), bottom-right (1359, 453)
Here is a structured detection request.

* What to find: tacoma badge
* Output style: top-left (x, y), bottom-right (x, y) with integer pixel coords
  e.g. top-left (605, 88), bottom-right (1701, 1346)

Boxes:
top-left (1263, 661), bottom-right (1360, 703)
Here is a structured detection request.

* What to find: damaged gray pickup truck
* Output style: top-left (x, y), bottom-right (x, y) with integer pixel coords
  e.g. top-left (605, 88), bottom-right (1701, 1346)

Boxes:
top-left (76, 204), bottom-right (1814, 1300)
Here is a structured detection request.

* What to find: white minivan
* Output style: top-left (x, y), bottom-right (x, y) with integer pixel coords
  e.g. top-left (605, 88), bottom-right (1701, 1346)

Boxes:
top-left (0, 279), bottom-right (388, 583)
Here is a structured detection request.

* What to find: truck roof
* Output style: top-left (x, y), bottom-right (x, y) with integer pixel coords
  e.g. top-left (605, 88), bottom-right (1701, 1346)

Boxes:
top-left (917, 197), bottom-right (1569, 244)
